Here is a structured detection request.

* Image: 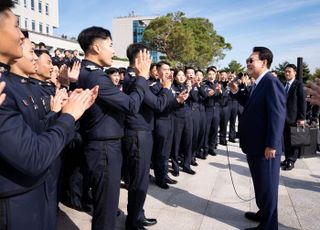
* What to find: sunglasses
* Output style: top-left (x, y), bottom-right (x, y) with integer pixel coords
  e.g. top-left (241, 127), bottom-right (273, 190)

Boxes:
top-left (246, 58), bottom-right (260, 64)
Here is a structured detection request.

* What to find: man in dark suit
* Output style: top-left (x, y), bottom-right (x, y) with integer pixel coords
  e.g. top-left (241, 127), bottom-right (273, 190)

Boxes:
top-left (281, 64), bottom-right (306, 170)
top-left (230, 47), bottom-right (286, 230)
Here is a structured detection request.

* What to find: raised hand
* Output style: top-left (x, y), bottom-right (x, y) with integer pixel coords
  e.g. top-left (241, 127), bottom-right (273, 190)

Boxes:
top-left (134, 49), bottom-right (152, 80)
top-left (0, 81), bottom-right (6, 106)
top-left (62, 88), bottom-right (96, 121)
top-left (68, 61), bottom-right (81, 83)
top-left (50, 88), bottom-right (69, 112)
top-left (305, 79), bottom-right (320, 106)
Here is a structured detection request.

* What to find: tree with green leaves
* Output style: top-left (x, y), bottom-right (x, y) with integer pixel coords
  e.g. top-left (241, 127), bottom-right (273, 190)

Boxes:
top-left (142, 11), bottom-right (231, 69)
top-left (313, 68), bottom-right (320, 79)
top-left (221, 60), bottom-right (245, 74)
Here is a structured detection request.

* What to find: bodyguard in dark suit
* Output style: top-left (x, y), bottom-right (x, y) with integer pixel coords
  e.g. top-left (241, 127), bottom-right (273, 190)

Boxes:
top-left (282, 64), bottom-right (306, 170)
top-left (77, 27), bottom-right (149, 230)
top-left (230, 47), bottom-right (286, 230)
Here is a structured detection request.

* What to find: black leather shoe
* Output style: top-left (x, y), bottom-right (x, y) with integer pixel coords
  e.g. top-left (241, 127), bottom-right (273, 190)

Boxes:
top-left (280, 160), bottom-right (287, 167)
top-left (244, 212), bottom-right (260, 222)
top-left (196, 154), bottom-right (207, 160)
top-left (208, 149), bottom-right (217, 156)
top-left (155, 181), bottom-right (169, 189)
top-left (244, 227), bottom-right (258, 230)
top-left (220, 140), bottom-right (227, 146)
top-left (283, 161), bottom-right (294, 171)
top-left (142, 218), bottom-right (157, 226)
top-left (191, 160), bottom-right (198, 166)
top-left (229, 139), bottom-right (236, 143)
top-left (171, 170), bottom-right (179, 177)
top-left (182, 167), bottom-right (196, 175)
top-left (165, 177), bottom-right (177, 184)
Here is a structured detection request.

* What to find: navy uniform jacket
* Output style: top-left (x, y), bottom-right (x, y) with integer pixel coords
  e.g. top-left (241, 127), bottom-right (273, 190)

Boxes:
top-left (171, 82), bottom-right (191, 118)
top-left (77, 60), bottom-right (148, 140)
top-left (238, 72), bottom-right (286, 155)
top-left (0, 67), bottom-right (76, 198)
top-left (203, 81), bottom-right (225, 107)
top-left (123, 69), bottom-right (171, 131)
top-left (150, 81), bottom-right (180, 118)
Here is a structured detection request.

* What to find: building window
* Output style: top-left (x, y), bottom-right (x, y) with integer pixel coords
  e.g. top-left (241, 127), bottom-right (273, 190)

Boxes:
top-left (38, 1), bottom-right (42, 13)
top-left (39, 22), bottom-right (43, 33)
top-left (15, 15), bottom-right (20, 27)
top-left (45, 3), bottom-right (49, 16)
top-left (24, 0), bottom-right (27, 8)
top-left (24, 18), bottom-right (28, 29)
top-left (31, 0), bottom-right (35, 10)
top-left (46, 24), bottom-right (49, 34)
top-left (32, 20), bottom-right (35, 31)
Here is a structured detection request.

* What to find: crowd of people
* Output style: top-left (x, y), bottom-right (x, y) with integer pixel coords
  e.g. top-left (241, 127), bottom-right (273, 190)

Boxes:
top-left (1, 1), bottom-right (320, 230)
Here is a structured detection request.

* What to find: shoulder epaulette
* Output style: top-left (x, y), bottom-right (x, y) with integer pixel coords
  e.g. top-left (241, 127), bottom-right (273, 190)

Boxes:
top-left (85, 65), bottom-right (101, 71)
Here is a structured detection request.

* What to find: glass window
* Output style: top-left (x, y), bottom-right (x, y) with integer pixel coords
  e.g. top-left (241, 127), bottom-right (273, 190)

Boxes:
top-left (31, 0), bottom-right (35, 10)
top-left (39, 22), bottom-right (43, 33)
top-left (32, 20), bottom-right (35, 31)
top-left (38, 1), bottom-right (42, 13)
top-left (45, 3), bottom-right (49, 15)
top-left (25, 18), bottom-right (28, 29)
top-left (24, 0), bottom-right (27, 8)
top-left (16, 15), bottom-right (20, 27)
top-left (46, 24), bottom-right (49, 34)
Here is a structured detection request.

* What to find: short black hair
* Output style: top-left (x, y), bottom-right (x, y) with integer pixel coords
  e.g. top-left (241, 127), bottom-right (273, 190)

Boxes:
top-left (78, 26), bottom-right (112, 53)
top-left (38, 42), bottom-right (46, 48)
top-left (126, 43), bottom-right (148, 65)
top-left (156, 61), bottom-right (170, 69)
top-left (173, 68), bottom-right (184, 77)
top-left (206, 66), bottom-right (217, 73)
top-left (34, 49), bottom-right (49, 57)
top-left (150, 63), bottom-right (157, 71)
top-left (285, 64), bottom-right (297, 71)
top-left (253, 46), bottom-right (273, 69)
top-left (195, 69), bottom-right (204, 75)
top-left (106, 67), bottom-right (119, 75)
top-left (0, 0), bottom-right (14, 13)
top-left (118, 67), bottom-right (126, 74)
top-left (184, 66), bottom-right (195, 74)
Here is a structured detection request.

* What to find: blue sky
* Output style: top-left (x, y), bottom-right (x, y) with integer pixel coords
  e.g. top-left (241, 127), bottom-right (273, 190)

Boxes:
top-left (56, 0), bottom-right (320, 73)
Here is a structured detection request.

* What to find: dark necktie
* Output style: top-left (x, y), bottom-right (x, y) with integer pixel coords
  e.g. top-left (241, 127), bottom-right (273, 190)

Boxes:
top-left (249, 83), bottom-right (256, 97)
top-left (285, 82), bottom-right (290, 94)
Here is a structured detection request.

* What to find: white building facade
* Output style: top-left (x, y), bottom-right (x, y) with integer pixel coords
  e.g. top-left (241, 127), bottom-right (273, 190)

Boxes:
top-left (112, 15), bottom-right (159, 62)
top-left (12, 0), bottom-right (81, 54)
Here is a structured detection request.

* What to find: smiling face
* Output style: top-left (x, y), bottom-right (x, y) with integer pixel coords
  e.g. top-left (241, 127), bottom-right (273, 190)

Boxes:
top-left (36, 53), bottom-right (53, 80)
top-left (0, 9), bottom-right (24, 63)
top-left (174, 70), bottom-right (186, 84)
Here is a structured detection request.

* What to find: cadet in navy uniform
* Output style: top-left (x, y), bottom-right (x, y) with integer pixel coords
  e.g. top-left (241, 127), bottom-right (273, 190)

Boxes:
top-left (0, 4), bottom-right (97, 229)
top-left (203, 66), bottom-right (218, 156)
top-left (76, 27), bottom-right (150, 230)
top-left (123, 44), bottom-right (176, 229)
top-left (152, 62), bottom-right (189, 190)
top-left (218, 71), bottom-right (230, 146)
top-left (170, 68), bottom-right (195, 176)
top-left (226, 72), bottom-right (239, 143)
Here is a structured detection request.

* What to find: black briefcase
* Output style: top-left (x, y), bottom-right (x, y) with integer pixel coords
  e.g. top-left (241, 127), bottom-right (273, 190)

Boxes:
top-left (290, 126), bottom-right (311, 146)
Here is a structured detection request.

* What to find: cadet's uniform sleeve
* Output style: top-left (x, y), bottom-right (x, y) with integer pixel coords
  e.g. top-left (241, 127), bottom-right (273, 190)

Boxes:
top-left (0, 103), bottom-right (75, 177)
top-left (143, 88), bottom-right (170, 113)
top-left (85, 71), bottom-right (147, 114)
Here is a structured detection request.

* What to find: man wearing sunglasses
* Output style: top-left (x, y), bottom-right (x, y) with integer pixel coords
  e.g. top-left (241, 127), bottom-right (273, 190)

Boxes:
top-left (230, 47), bottom-right (286, 230)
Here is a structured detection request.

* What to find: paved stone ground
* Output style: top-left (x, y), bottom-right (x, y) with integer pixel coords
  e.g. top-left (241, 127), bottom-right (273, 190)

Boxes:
top-left (58, 141), bottom-right (320, 230)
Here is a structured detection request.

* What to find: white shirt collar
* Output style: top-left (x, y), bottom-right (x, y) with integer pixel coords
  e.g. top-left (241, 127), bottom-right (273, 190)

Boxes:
top-left (286, 78), bottom-right (295, 85)
top-left (254, 70), bottom-right (269, 86)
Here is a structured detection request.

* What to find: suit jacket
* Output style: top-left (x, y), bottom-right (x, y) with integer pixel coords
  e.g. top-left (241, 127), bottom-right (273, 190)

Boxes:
top-left (238, 72), bottom-right (286, 156)
top-left (284, 79), bottom-right (306, 125)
